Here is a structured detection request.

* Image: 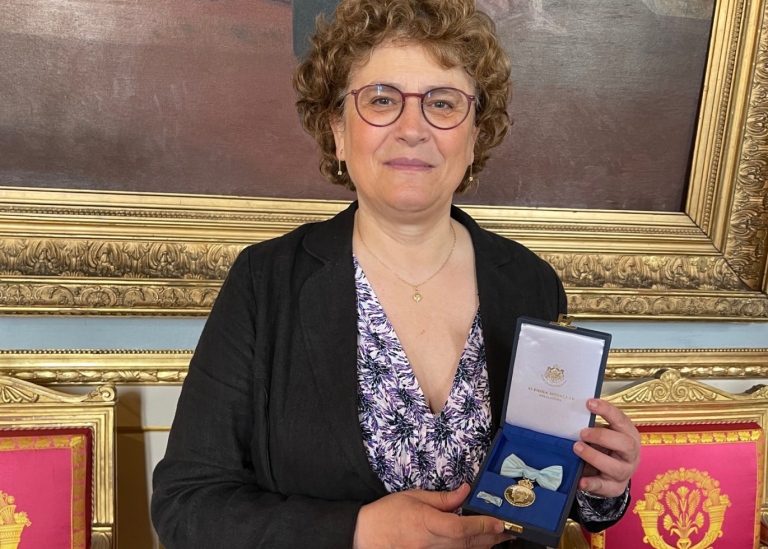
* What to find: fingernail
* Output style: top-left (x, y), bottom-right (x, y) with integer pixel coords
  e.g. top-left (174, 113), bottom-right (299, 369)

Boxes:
top-left (587, 399), bottom-right (598, 410)
top-left (574, 442), bottom-right (585, 453)
top-left (496, 522), bottom-right (505, 534)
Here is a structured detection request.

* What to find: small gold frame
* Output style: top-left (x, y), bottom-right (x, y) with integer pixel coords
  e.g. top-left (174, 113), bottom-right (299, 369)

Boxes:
top-left (0, 377), bottom-right (117, 548)
top-left (588, 369), bottom-right (768, 548)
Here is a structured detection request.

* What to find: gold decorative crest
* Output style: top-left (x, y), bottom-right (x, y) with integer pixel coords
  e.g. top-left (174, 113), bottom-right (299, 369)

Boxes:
top-left (634, 468), bottom-right (730, 549)
top-left (543, 365), bottom-right (566, 387)
top-left (0, 491), bottom-right (31, 549)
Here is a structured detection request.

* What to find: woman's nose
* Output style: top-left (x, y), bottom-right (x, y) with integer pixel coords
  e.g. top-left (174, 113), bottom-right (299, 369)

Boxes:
top-left (395, 97), bottom-right (430, 141)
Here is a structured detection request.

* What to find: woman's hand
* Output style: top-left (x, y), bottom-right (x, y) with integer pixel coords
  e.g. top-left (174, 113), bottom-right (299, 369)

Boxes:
top-left (575, 398), bottom-right (641, 498)
top-left (353, 483), bottom-right (514, 549)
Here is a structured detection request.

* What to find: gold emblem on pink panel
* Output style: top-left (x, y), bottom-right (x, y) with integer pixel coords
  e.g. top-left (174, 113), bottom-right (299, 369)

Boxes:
top-left (542, 365), bottom-right (566, 387)
top-left (633, 468), bottom-right (730, 549)
top-left (0, 490), bottom-right (31, 549)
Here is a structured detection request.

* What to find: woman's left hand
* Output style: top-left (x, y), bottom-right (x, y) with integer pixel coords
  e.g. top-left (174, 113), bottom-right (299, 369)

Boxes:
top-left (574, 398), bottom-right (640, 498)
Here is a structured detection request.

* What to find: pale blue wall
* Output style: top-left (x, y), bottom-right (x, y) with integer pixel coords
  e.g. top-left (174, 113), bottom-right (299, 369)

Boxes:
top-left (0, 317), bottom-right (205, 350)
top-left (579, 321), bottom-right (768, 349)
top-left (0, 316), bottom-right (765, 350)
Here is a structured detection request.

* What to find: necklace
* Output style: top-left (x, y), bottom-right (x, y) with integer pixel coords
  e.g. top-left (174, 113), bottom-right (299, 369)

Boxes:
top-left (356, 220), bottom-right (457, 303)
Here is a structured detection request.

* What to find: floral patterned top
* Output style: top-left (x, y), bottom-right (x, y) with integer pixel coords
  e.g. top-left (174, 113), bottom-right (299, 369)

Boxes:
top-left (353, 254), bottom-right (628, 522)
top-left (354, 255), bottom-right (493, 493)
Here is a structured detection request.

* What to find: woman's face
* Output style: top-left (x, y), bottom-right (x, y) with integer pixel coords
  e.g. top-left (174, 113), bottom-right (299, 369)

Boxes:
top-left (332, 42), bottom-right (479, 217)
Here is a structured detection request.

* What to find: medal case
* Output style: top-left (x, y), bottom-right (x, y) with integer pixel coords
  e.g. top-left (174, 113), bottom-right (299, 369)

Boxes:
top-left (462, 316), bottom-right (610, 547)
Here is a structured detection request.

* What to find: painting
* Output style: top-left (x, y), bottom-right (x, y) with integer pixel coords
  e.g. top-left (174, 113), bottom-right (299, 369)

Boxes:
top-left (1, 0), bottom-right (714, 211)
top-left (0, 0), bottom-right (766, 318)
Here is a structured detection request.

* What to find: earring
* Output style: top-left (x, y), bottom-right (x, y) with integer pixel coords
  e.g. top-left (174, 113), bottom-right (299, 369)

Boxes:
top-left (468, 164), bottom-right (473, 182)
top-left (337, 159), bottom-right (343, 176)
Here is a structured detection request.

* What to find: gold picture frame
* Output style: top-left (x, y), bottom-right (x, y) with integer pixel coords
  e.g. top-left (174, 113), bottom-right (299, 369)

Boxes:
top-left (0, 0), bottom-right (767, 318)
top-left (0, 377), bottom-right (117, 548)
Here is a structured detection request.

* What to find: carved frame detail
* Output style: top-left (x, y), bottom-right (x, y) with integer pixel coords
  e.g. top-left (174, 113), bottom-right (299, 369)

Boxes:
top-left (0, 348), bottom-right (765, 384)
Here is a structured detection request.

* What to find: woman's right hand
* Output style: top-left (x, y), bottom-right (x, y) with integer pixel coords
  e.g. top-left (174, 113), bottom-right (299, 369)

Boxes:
top-left (353, 483), bottom-right (514, 549)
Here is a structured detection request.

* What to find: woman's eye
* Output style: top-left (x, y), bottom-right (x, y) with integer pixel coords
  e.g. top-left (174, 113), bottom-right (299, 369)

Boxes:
top-left (428, 100), bottom-right (454, 110)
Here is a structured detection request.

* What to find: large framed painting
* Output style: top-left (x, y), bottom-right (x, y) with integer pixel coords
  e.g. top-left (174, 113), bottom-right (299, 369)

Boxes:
top-left (0, 0), bottom-right (767, 317)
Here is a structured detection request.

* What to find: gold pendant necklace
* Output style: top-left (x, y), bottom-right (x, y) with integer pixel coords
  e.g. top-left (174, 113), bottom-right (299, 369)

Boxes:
top-left (356, 220), bottom-right (457, 303)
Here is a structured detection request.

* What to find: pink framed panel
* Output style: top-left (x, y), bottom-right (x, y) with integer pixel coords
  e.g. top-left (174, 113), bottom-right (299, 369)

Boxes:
top-left (0, 428), bottom-right (93, 549)
top-left (589, 422), bottom-right (763, 549)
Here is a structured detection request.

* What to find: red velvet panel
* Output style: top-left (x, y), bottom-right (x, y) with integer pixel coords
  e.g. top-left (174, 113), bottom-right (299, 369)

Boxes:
top-left (0, 428), bottom-right (92, 549)
top-left (589, 423), bottom-right (763, 549)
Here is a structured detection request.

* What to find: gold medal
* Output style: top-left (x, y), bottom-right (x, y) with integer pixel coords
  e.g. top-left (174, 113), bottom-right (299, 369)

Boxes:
top-left (504, 479), bottom-right (536, 507)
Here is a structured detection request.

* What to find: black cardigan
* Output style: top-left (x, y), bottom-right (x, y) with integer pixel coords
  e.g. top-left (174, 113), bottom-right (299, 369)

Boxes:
top-left (152, 202), bottom-right (616, 548)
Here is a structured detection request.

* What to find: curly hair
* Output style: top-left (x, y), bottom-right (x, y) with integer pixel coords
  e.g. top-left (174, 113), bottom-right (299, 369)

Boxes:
top-left (293, 0), bottom-right (511, 193)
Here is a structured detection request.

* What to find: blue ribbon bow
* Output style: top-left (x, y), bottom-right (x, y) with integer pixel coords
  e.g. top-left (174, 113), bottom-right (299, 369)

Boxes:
top-left (476, 491), bottom-right (503, 507)
top-left (500, 454), bottom-right (563, 491)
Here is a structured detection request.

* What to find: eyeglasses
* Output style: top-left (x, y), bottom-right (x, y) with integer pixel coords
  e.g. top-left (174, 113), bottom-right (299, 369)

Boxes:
top-left (346, 84), bottom-right (476, 130)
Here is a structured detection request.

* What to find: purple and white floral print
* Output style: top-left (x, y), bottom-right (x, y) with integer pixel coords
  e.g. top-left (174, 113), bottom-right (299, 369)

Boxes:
top-left (354, 255), bottom-right (493, 493)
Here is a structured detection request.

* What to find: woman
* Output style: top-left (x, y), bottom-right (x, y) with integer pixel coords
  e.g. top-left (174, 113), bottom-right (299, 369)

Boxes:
top-left (151, 0), bottom-right (640, 547)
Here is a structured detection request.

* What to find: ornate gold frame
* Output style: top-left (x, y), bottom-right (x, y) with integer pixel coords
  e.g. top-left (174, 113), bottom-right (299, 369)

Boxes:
top-left (1, 0), bottom-right (767, 318)
top-left (0, 348), bottom-right (765, 384)
top-left (0, 377), bottom-right (117, 548)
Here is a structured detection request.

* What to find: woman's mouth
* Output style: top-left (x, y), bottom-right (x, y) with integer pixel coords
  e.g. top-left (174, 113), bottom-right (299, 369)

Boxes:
top-left (384, 158), bottom-right (434, 170)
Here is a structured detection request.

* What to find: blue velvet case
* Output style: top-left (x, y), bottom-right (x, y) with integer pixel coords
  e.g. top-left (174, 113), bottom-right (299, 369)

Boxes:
top-left (462, 316), bottom-right (610, 547)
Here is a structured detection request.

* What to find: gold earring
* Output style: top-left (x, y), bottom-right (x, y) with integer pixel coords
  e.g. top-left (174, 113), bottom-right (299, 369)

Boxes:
top-left (337, 159), bottom-right (343, 176)
top-left (468, 164), bottom-right (473, 182)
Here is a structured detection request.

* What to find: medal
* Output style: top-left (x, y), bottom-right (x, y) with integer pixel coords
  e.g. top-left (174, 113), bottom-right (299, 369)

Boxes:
top-left (504, 479), bottom-right (536, 507)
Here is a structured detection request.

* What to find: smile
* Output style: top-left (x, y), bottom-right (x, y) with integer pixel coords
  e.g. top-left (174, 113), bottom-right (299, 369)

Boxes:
top-left (384, 158), bottom-right (434, 171)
